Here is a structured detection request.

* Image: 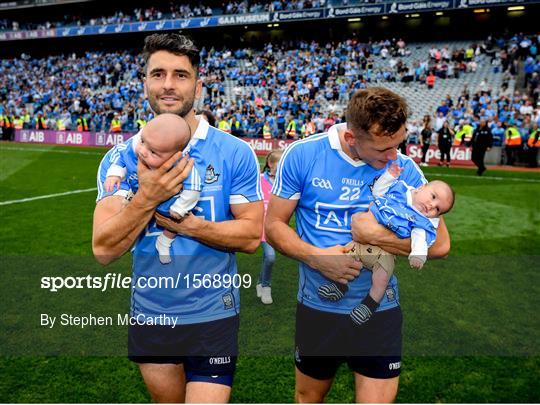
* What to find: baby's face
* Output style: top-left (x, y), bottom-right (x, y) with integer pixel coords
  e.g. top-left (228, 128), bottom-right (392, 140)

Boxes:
top-left (411, 181), bottom-right (453, 218)
top-left (136, 117), bottom-right (190, 169)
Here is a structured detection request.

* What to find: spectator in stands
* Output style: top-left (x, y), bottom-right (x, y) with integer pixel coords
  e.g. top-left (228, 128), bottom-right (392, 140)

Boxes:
top-left (2, 33), bottom-right (535, 149)
top-left (433, 111), bottom-right (447, 132)
top-left (436, 100), bottom-right (450, 117)
top-left (437, 121), bottom-right (453, 167)
top-left (406, 119), bottom-right (421, 144)
top-left (197, 109), bottom-right (216, 127)
top-left (426, 72), bottom-right (436, 89)
top-left (420, 116), bottom-right (432, 166)
top-left (491, 120), bottom-right (505, 147)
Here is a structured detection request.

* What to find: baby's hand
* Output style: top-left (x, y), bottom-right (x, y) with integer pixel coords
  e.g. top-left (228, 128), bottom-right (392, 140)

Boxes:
top-left (409, 255), bottom-right (425, 270)
top-left (105, 176), bottom-right (121, 193)
top-left (388, 163), bottom-right (403, 178)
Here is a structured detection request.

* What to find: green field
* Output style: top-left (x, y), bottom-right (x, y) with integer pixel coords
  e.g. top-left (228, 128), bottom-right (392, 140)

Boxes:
top-left (0, 142), bottom-right (539, 403)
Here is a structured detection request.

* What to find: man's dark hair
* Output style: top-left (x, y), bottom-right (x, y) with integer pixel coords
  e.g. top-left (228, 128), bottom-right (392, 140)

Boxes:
top-left (142, 33), bottom-right (200, 74)
top-left (346, 87), bottom-right (409, 137)
top-left (197, 109), bottom-right (216, 127)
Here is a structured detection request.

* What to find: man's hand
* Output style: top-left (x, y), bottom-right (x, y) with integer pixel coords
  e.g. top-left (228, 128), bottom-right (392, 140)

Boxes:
top-left (155, 212), bottom-right (201, 236)
top-left (136, 152), bottom-right (194, 209)
top-left (169, 210), bottom-right (183, 220)
top-left (351, 210), bottom-right (411, 256)
top-left (307, 244), bottom-right (363, 285)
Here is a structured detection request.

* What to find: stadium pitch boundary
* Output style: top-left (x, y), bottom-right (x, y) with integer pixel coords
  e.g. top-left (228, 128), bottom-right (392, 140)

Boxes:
top-left (0, 188), bottom-right (97, 206)
top-left (2, 170), bottom-right (538, 207)
top-left (0, 146), bottom-right (104, 156)
top-left (427, 172), bottom-right (540, 183)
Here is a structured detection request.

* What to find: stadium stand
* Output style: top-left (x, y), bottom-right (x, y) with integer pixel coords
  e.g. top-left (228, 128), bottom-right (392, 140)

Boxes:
top-left (0, 0), bottom-right (339, 32)
top-left (0, 28), bottom-right (538, 164)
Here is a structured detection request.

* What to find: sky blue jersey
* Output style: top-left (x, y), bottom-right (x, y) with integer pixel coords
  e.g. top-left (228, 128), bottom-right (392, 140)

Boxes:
top-left (96, 118), bottom-right (262, 324)
top-left (272, 123), bottom-right (426, 314)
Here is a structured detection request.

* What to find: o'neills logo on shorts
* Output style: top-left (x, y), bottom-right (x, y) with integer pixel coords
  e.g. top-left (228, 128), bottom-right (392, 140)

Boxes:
top-left (389, 361), bottom-right (401, 370)
top-left (209, 356), bottom-right (231, 365)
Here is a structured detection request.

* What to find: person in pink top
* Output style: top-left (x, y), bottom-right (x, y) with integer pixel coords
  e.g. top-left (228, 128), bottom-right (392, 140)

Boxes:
top-left (257, 149), bottom-right (283, 304)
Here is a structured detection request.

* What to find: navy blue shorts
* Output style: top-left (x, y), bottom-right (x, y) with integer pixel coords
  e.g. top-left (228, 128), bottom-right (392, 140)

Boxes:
top-left (128, 315), bottom-right (239, 384)
top-left (295, 304), bottom-right (402, 380)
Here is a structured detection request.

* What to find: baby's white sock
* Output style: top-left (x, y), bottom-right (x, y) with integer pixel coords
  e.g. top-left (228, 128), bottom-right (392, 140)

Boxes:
top-left (155, 233), bottom-right (174, 264)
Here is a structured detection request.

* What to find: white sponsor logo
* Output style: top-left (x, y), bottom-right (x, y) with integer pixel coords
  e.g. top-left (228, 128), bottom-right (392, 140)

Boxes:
top-left (394, 0), bottom-right (451, 11)
top-left (56, 132), bottom-right (83, 145)
top-left (218, 13), bottom-right (270, 25)
top-left (408, 145), bottom-right (472, 162)
top-left (389, 361), bottom-right (401, 370)
top-left (311, 177), bottom-right (333, 190)
top-left (314, 202), bottom-right (368, 233)
top-left (209, 356), bottom-right (231, 365)
top-left (21, 130), bottom-right (44, 143)
top-left (334, 6), bottom-right (383, 16)
top-left (199, 18), bottom-right (211, 27)
top-left (342, 178), bottom-right (364, 186)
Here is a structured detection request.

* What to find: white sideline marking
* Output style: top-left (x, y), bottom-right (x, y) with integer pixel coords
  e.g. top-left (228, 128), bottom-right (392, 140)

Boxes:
top-left (0, 146), bottom-right (104, 156)
top-left (0, 188), bottom-right (97, 206)
top-left (428, 173), bottom-right (540, 183)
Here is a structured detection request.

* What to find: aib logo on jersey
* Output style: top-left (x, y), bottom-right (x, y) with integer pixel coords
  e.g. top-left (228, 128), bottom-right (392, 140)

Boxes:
top-left (311, 177), bottom-right (333, 190)
top-left (315, 202), bottom-right (368, 233)
top-left (205, 164), bottom-right (220, 184)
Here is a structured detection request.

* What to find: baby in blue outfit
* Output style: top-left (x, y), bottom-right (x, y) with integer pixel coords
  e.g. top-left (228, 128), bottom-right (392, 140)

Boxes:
top-left (318, 163), bottom-right (455, 325)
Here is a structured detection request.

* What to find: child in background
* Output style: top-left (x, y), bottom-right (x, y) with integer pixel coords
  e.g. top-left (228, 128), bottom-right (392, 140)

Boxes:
top-left (257, 149), bottom-right (283, 304)
top-left (104, 113), bottom-right (203, 264)
top-left (318, 163), bottom-right (455, 326)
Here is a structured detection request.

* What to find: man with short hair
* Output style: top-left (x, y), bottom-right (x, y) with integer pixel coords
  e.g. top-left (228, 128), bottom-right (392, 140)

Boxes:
top-left (471, 119), bottom-right (493, 175)
top-left (265, 87), bottom-right (450, 403)
top-left (92, 33), bottom-right (263, 403)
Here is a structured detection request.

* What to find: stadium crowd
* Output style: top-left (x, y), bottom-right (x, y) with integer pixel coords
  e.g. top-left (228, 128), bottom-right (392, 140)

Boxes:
top-left (0, 0), bottom-right (356, 32)
top-left (0, 33), bottom-right (538, 164)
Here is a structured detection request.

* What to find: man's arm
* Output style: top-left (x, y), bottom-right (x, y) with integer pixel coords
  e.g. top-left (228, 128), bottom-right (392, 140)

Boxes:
top-left (351, 211), bottom-right (450, 259)
top-left (154, 200), bottom-right (264, 254)
top-left (92, 195), bottom-right (155, 265)
top-left (265, 195), bottom-right (362, 285)
top-left (92, 152), bottom-right (194, 265)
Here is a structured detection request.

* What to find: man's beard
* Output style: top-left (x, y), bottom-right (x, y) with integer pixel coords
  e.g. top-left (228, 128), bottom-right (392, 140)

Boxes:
top-left (148, 91), bottom-right (195, 118)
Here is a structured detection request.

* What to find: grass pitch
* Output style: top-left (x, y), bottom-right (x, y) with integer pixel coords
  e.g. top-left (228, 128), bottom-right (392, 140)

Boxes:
top-left (0, 142), bottom-right (539, 402)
